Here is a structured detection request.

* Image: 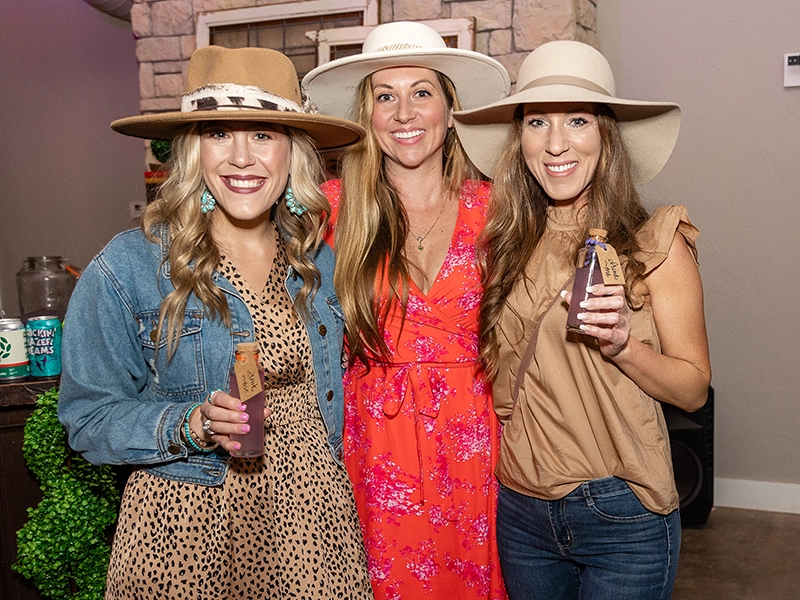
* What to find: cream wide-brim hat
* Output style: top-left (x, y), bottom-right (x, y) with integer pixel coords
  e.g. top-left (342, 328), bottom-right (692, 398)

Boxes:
top-left (453, 40), bottom-right (681, 184)
top-left (111, 46), bottom-right (365, 151)
top-left (301, 21), bottom-right (511, 120)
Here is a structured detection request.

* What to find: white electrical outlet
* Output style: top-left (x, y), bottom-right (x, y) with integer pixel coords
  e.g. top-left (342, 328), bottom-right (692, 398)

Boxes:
top-left (129, 201), bottom-right (146, 219)
top-left (785, 53), bottom-right (800, 88)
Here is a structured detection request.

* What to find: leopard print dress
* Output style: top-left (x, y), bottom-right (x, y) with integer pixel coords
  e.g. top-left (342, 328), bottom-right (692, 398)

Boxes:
top-left (105, 238), bottom-right (373, 600)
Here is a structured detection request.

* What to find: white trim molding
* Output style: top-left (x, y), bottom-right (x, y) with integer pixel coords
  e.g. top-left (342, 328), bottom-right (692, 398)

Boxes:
top-left (196, 0), bottom-right (379, 48)
top-left (715, 478), bottom-right (800, 514)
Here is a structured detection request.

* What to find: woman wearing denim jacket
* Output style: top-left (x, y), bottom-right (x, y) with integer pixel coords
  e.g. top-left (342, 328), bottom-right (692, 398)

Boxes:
top-left (57, 46), bottom-right (372, 600)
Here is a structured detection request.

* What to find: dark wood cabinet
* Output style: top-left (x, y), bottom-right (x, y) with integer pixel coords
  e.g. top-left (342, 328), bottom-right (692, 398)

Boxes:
top-left (0, 378), bottom-right (57, 600)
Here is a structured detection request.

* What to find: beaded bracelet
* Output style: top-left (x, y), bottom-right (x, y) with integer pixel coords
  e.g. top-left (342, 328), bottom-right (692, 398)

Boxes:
top-left (182, 402), bottom-right (218, 453)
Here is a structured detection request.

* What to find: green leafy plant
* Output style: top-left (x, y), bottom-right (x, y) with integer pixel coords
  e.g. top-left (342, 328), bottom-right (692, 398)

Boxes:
top-left (150, 139), bottom-right (172, 164)
top-left (14, 387), bottom-right (121, 600)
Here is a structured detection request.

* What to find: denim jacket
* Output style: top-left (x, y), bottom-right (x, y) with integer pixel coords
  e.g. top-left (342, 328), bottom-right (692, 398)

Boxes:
top-left (57, 226), bottom-right (346, 486)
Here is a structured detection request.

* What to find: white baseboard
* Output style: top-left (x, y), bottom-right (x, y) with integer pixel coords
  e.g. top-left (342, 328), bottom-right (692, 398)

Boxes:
top-left (714, 478), bottom-right (800, 514)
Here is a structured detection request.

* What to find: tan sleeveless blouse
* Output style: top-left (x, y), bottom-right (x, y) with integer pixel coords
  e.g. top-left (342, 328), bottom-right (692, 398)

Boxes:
top-left (493, 204), bottom-right (699, 514)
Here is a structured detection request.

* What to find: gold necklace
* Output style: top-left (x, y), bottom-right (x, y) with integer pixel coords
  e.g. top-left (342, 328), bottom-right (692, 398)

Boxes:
top-left (411, 196), bottom-right (448, 251)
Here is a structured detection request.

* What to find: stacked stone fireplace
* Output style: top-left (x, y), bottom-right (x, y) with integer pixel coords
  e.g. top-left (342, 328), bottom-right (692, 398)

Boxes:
top-left (129, 0), bottom-right (597, 113)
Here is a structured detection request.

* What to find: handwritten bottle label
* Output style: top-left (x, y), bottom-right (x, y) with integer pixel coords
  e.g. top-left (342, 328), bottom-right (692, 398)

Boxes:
top-left (233, 344), bottom-right (262, 403)
top-left (596, 243), bottom-right (625, 285)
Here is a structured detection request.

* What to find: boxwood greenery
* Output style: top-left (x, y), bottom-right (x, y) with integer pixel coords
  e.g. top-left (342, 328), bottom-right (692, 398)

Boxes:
top-left (14, 387), bottom-right (121, 600)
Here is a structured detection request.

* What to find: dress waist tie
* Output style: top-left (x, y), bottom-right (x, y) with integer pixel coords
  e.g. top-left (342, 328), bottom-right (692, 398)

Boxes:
top-left (381, 360), bottom-right (477, 514)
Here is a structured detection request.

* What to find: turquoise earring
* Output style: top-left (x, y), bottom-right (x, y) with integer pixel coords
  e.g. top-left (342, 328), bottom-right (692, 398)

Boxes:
top-left (200, 189), bottom-right (216, 213)
top-left (284, 179), bottom-right (307, 216)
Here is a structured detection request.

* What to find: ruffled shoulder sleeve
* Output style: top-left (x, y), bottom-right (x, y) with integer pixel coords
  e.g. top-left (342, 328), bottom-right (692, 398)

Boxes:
top-left (634, 205), bottom-right (700, 276)
top-left (320, 179), bottom-right (342, 247)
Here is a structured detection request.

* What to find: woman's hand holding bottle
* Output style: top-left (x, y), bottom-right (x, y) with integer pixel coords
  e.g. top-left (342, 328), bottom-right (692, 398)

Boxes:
top-left (189, 390), bottom-right (270, 454)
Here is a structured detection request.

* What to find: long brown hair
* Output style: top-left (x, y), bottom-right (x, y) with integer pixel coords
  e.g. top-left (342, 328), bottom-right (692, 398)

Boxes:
top-left (333, 71), bottom-right (476, 367)
top-left (142, 123), bottom-right (330, 359)
top-left (478, 105), bottom-right (649, 379)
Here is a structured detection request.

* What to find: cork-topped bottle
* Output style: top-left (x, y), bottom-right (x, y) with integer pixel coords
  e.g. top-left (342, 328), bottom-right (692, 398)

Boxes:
top-left (566, 229), bottom-right (608, 333)
top-left (229, 342), bottom-right (266, 457)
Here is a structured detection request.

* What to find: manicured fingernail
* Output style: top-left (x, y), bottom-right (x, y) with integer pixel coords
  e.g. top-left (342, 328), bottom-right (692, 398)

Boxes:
top-left (238, 403), bottom-right (247, 411)
top-left (239, 413), bottom-right (249, 422)
top-left (233, 443), bottom-right (241, 450)
top-left (240, 424), bottom-right (250, 433)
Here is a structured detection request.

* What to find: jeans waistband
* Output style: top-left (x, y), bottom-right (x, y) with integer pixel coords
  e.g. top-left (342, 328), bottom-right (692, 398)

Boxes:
top-left (565, 476), bottom-right (631, 500)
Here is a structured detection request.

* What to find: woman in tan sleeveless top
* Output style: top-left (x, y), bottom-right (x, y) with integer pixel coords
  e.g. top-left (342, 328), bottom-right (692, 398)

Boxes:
top-left (453, 41), bottom-right (711, 599)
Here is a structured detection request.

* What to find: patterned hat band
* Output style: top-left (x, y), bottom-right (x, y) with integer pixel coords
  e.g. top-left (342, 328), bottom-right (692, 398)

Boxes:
top-left (373, 42), bottom-right (424, 52)
top-left (181, 83), bottom-right (303, 113)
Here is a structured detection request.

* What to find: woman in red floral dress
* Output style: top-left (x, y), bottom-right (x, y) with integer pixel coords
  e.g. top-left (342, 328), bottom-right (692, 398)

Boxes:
top-left (303, 22), bottom-right (510, 600)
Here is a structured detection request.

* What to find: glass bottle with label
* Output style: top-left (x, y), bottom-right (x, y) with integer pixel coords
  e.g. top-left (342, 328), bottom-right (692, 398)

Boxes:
top-left (566, 229), bottom-right (608, 333)
top-left (229, 342), bottom-right (266, 457)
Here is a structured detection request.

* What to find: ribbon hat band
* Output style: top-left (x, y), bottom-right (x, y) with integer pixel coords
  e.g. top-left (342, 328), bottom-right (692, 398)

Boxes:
top-left (519, 74), bottom-right (612, 97)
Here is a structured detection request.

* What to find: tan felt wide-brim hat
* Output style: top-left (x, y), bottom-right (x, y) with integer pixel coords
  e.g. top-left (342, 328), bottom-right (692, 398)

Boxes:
top-left (453, 40), bottom-right (681, 184)
top-left (111, 46), bottom-right (365, 151)
top-left (302, 21), bottom-right (511, 120)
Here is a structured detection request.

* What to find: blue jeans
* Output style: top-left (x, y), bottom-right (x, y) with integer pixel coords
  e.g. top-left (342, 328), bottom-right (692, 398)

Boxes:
top-left (497, 478), bottom-right (681, 600)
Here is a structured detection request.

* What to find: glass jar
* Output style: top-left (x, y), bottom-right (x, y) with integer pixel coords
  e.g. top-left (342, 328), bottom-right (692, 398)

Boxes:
top-left (16, 256), bottom-right (78, 317)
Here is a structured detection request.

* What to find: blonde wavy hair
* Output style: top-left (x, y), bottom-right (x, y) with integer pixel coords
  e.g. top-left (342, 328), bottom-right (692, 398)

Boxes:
top-left (141, 123), bottom-right (330, 359)
top-left (334, 71), bottom-right (477, 366)
top-left (478, 105), bottom-right (649, 379)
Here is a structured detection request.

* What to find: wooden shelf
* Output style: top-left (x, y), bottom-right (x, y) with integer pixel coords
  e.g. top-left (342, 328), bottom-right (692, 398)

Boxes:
top-left (0, 378), bottom-right (57, 599)
top-left (0, 378), bottom-right (59, 408)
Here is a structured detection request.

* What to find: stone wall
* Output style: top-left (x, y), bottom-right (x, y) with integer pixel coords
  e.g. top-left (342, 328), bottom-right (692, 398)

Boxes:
top-left (381, 0), bottom-right (598, 82)
top-left (129, 0), bottom-right (598, 114)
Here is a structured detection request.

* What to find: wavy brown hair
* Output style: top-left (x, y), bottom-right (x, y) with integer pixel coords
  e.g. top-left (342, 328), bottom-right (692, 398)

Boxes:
top-left (334, 71), bottom-right (477, 366)
top-left (478, 105), bottom-right (649, 379)
top-left (141, 123), bottom-right (330, 360)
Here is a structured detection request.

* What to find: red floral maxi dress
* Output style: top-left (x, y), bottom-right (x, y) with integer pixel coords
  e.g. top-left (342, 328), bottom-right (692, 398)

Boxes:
top-left (322, 179), bottom-right (506, 600)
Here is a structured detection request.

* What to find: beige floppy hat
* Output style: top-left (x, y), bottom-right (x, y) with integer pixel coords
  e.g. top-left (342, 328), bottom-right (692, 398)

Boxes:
top-left (301, 21), bottom-right (511, 120)
top-left (453, 40), bottom-right (681, 184)
top-left (111, 45), bottom-right (365, 150)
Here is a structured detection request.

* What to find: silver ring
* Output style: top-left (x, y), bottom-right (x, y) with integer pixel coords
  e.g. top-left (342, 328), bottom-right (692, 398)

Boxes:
top-left (207, 389), bottom-right (221, 405)
top-left (202, 418), bottom-right (215, 436)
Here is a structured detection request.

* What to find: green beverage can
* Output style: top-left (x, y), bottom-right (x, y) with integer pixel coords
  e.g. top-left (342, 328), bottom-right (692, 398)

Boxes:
top-left (0, 318), bottom-right (30, 380)
top-left (26, 316), bottom-right (62, 377)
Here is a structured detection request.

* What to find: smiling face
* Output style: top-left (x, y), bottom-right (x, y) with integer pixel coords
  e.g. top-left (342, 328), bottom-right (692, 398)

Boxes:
top-left (520, 102), bottom-right (602, 208)
top-left (200, 121), bottom-right (291, 225)
top-left (369, 66), bottom-right (454, 178)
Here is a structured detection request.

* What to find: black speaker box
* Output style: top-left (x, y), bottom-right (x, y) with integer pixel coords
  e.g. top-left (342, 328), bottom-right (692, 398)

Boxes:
top-left (661, 387), bottom-right (714, 526)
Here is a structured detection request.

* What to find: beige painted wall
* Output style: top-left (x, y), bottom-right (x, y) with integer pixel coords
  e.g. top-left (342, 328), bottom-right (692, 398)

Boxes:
top-left (597, 0), bottom-right (800, 490)
top-left (0, 1), bottom-right (143, 317)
